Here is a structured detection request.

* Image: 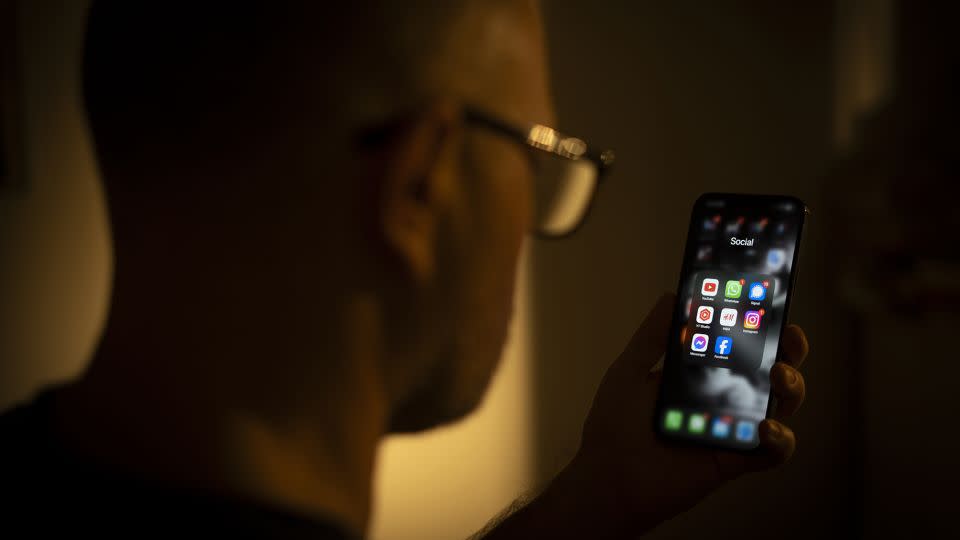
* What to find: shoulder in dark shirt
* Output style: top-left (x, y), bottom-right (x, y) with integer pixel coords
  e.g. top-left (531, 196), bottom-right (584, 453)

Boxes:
top-left (0, 386), bottom-right (357, 539)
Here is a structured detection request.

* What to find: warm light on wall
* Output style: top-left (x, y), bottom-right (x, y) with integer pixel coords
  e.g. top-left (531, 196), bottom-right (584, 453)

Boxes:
top-left (369, 247), bottom-right (534, 540)
top-left (0, 0), bottom-right (110, 411)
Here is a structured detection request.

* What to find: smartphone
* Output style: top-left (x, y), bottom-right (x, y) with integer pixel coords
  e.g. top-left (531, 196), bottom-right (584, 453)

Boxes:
top-left (654, 193), bottom-right (807, 450)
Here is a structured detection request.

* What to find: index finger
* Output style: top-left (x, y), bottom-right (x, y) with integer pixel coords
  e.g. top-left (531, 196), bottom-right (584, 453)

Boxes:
top-left (778, 324), bottom-right (809, 369)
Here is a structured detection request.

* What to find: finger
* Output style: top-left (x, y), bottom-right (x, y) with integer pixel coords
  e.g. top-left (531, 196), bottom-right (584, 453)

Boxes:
top-left (622, 292), bottom-right (675, 373)
top-left (757, 419), bottom-right (796, 466)
top-left (770, 363), bottom-right (806, 418)
top-left (778, 324), bottom-right (809, 369)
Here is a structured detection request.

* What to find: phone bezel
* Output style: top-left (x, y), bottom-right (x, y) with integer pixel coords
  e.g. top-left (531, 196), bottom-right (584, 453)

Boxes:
top-left (652, 192), bottom-right (808, 452)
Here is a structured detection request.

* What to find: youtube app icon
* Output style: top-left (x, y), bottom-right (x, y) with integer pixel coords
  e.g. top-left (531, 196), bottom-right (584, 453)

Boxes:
top-left (701, 278), bottom-right (719, 296)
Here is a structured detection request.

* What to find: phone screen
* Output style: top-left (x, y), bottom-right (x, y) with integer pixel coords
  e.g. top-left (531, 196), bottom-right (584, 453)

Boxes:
top-left (655, 193), bottom-right (806, 450)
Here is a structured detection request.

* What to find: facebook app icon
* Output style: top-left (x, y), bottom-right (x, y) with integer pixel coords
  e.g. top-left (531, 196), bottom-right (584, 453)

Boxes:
top-left (714, 336), bottom-right (733, 356)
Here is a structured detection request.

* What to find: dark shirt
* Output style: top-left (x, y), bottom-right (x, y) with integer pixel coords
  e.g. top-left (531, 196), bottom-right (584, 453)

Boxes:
top-left (0, 386), bottom-right (356, 539)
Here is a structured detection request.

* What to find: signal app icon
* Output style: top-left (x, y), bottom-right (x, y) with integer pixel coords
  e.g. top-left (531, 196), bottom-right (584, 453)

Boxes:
top-left (691, 333), bottom-right (709, 353)
top-left (748, 281), bottom-right (767, 301)
top-left (701, 278), bottom-right (719, 296)
top-left (696, 306), bottom-right (714, 324)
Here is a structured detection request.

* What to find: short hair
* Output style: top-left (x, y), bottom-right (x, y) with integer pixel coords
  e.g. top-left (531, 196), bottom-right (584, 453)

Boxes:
top-left (83, 0), bottom-right (527, 175)
top-left (83, 2), bottom-right (339, 167)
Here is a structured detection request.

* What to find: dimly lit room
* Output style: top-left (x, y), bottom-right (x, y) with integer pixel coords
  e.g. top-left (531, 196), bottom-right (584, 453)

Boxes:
top-left (1, 1), bottom-right (956, 538)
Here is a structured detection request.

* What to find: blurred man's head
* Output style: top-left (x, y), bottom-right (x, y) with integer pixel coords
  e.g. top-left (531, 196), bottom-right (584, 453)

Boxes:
top-left (83, 1), bottom-right (554, 432)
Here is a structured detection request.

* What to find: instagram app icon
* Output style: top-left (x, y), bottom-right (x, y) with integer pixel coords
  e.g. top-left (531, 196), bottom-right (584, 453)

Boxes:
top-left (743, 310), bottom-right (761, 330)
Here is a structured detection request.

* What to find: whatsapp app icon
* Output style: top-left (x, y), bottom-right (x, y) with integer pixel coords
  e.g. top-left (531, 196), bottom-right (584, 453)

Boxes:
top-left (724, 280), bottom-right (742, 299)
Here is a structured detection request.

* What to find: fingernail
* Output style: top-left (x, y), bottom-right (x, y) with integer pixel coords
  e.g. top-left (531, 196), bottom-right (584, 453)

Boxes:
top-left (766, 421), bottom-right (782, 440)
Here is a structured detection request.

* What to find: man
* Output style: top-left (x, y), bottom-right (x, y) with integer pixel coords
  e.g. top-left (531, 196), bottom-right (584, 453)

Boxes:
top-left (0, 1), bottom-right (808, 538)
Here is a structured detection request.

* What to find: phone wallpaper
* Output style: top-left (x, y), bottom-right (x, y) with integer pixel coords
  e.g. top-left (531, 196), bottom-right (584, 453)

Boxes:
top-left (658, 196), bottom-right (803, 449)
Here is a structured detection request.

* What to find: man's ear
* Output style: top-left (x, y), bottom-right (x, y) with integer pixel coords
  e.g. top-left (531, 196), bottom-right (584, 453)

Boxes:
top-left (376, 101), bottom-right (461, 286)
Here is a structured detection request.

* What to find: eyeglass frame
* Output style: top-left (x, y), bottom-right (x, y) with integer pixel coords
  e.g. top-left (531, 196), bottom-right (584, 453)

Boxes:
top-left (356, 105), bottom-right (616, 239)
top-left (463, 106), bottom-right (615, 239)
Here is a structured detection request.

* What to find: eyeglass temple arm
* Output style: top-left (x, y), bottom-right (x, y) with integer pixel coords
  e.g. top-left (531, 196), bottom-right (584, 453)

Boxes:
top-left (463, 106), bottom-right (615, 174)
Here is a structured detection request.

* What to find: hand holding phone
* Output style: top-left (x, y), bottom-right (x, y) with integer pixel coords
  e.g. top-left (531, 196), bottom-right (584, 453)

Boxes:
top-left (548, 194), bottom-right (809, 537)
top-left (545, 297), bottom-right (808, 537)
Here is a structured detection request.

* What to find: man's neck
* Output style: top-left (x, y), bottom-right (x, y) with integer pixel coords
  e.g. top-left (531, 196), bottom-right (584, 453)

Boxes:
top-left (52, 293), bottom-right (389, 537)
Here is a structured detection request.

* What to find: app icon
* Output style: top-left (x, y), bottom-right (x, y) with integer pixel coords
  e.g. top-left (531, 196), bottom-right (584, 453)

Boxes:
top-left (701, 278), bottom-right (719, 296)
top-left (696, 306), bottom-right (714, 324)
top-left (748, 281), bottom-right (766, 301)
top-left (696, 245), bottom-right (713, 262)
top-left (766, 248), bottom-right (786, 272)
top-left (719, 308), bottom-right (738, 326)
top-left (743, 310), bottom-right (761, 330)
top-left (736, 421), bottom-right (755, 442)
top-left (750, 217), bottom-right (769, 234)
top-left (724, 280), bottom-right (742, 298)
top-left (714, 336), bottom-right (733, 355)
top-left (688, 413), bottom-right (707, 434)
top-left (724, 217), bottom-right (744, 235)
top-left (702, 215), bottom-right (720, 231)
top-left (712, 416), bottom-right (732, 438)
top-left (664, 410), bottom-right (683, 431)
top-left (691, 333), bottom-right (709, 353)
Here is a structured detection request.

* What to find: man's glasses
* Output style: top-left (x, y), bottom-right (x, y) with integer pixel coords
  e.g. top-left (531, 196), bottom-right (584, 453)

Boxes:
top-left (358, 106), bottom-right (615, 238)
top-left (464, 107), bottom-right (614, 238)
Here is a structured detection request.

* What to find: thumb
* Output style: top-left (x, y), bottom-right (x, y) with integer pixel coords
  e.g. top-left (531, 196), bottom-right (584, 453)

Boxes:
top-left (622, 292), bottom-right (676, 374)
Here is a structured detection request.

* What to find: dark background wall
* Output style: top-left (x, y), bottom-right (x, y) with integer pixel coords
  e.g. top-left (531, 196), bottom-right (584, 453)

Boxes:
top-left (534, 1), bottom-right (955, 537)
